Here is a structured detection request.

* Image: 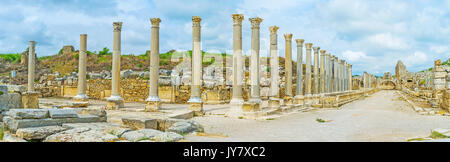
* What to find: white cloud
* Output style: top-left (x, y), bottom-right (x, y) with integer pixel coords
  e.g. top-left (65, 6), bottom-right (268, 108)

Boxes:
top-left (342, 50), bottom-right (372, 62)
top-left (403, 51), bottom-right (428, 67)
top-left (367, 33), bottom-right (410, 50)
top-left (430, 45), bottom-right (449, 54)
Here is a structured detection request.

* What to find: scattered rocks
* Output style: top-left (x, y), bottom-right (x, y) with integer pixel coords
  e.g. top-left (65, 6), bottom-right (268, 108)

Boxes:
top-left (121, 129), bottom-right (183, 142)
top-left (167, 121), bottom-right (204, 134)
top-left (5, 109), bottom-right (49, 119)
top-left (44, 127), bottom-right (119, 142)
top-left (122, 118), bottom-right (157, 130)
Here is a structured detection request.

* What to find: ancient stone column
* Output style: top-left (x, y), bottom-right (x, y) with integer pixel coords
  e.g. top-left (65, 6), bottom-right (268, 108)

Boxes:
top-left (74, 34), bottom-right (89, 101)
top-left (326, 53), bottom-right (331, 93)
top-left (312, 46), bottom-right (320, 94)
top-left (284, 33), bottom-right (293, 104)
top-left (348, 64), bottom-right (352, 91)
top-left (106, 22), bottom-right (124, 110)
top-left (294, 39), bottom-right (305, 106)
top-left (230, 14), bottom-right (245, 106)
top-left (268, 26), bottom-right (281, 108)
top-left (338, 59), bottom-right (343, 92)
top-left (249, 17), bottom-right (263, 103)
top-left (146, 18), bottom-right (162, 112)
top-left (305, 43), bottom-right (313, 95)
top-left (27, 41), bottom-right (36, 93)
top-left (333, 56), bottom-right (338, 92)
top-left (188, 16), bottom-right (204, 115)
top-left (320, 50), bottom-right (326, 94)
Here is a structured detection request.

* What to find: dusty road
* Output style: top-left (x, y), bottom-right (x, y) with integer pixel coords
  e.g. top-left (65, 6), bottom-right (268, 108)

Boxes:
top-left (186, 90), bottom-right (450, 142)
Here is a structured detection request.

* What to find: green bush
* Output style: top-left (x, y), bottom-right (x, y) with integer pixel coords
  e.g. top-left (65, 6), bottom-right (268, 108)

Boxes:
top-left (99, 47), bottom-right (112, 55)
top-left (0, 53), bottom-right (21, 63)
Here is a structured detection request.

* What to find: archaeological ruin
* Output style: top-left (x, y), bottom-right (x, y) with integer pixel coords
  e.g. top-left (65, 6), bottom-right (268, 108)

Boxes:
top-left (0, 14), bottom-right (449, 143)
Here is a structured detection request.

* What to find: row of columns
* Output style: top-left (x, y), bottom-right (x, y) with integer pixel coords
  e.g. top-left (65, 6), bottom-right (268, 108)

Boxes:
top-left (65, 14), bottom-right (356, 115)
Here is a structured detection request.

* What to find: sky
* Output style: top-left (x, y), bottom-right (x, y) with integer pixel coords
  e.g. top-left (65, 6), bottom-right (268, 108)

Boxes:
top-left (0, 0), bottom-right (449, 76)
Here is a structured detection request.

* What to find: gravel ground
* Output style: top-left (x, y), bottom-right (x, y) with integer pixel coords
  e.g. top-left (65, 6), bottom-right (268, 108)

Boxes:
top-left (185, 90), bottom-right (450, 142)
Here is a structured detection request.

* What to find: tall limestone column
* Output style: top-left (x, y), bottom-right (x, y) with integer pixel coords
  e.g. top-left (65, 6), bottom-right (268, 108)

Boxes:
top-left (28, 41), bottom-right (36, 93)
top-left (74, 34), bottom-right (89, 102)
top-left (304, 43), bottom-right (313, 106)
top-left (249, 17), bottom-right (263, 104)
top-left (326, 53), bottom-right (331, 93)
top-left (268, 26), bottom-right (281, 108)
top-left (312, 46), bottom-right (320, 94)
top-left (188, 16), bottom-right (204, 115)
top-left (146, 18), bottom-right (162, 112)
top-left (23, 40), bottom-right (40, 108)
top-left (294, 39), bottom-right (305, 105)
top-left (284, 33), bottom-right (293, 105)
top-left (338, 59), bottom-right (343, 92)
top-left (319, 50), bottom-right (326, 93)
top-left (305, 43), bottom-right (313, 95)
top-left (348, 64), bottom-right (352, 91)
top-left (230, 14), bottom-right (245, 106)
top-left (106, 22), bottom-right (124, 110)
top-left (333, 56), bottom-right (338, 92)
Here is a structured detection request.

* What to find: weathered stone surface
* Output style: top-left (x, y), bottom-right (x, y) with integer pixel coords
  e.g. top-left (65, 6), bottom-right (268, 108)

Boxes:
top-left (168, 110), bottom-right (194, 119)
top-left (4, 114), bottom-right (106, 133)
top-left (2, 133), bottom-right (27, 142)
top-left (44, 127), bottom-right (119, 142)
top-left (122, 118), bottom-right (157, 130)
top-left (21, 92), bottom-right (40, 108)
top-left (5, 109), bottom-right (49, 119)
top-left (16, 126), bottom-right (68, 140)
top-left (48, 109), bottom-right (78, 119)
top-left (6, 85), bottom-right (26, 94)
top-left (61, 122), bottom-right (128, 137)
top-left (0, 93), bottom-right (22, 111)
top-left (167, 121), bottom-right (204, 134)
top-left (79, 108), bottom-right (107, 117)
top-left (121, 129), bottom-right (183, 142)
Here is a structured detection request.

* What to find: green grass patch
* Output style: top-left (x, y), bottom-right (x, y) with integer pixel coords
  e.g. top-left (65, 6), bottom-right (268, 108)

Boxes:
top-left (316, 118), bottom-right (326, 123)
top-left (0, 53), bottom-right (21, 63)
top-left (238, 116), bottom-right (244, 119)
top-left (266, 118), bottom-right (275, 120)
top-left (407, 138), bottom-right (427, 142)
top-left (430, 131), bottom-right (448, 139)
top-left (0, 125), bottom-right (4, 141)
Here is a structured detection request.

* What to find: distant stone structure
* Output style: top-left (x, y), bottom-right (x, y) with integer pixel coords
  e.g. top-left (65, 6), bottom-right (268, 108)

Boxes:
top-left (61, 45), bottom-right (75, 55)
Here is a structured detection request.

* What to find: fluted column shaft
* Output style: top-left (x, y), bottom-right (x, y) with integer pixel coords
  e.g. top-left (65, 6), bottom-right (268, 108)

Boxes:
top-left (320, 50), bottom-right (326, 93)
top-left (28, 41), bottom-right (36, 92)
top-left (326, 53), bottom-right (331, 93)
top-left (231, 14), bottom-right (244, 104)
top-left (295, 39), bottom-right (304, 96)
top-left (249, 17), bottom-right (263, 102)
top-left (284, 34), bottom-right (293, 97)
top-left (147, 18), bottom-right (161, 102)
top-left (305, 43), bottom-right (313, 95)
top-left (189, 16), bottom-right (203, 103)
top-left (75, 34), bottom-right (88, 99)
top-left (333, 56), bottom-right (338, 92)
top-left (269, 26), bottom-right (280, 98)
top-left (312, 47), bottom-right (320, 94)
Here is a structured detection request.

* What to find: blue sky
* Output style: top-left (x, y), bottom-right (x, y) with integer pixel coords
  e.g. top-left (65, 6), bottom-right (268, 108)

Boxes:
top-left (0, 0), bottom-right (449, 75)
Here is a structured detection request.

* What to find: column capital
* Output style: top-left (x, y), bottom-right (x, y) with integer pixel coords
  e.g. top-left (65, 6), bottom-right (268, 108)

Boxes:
top-left (295, 39), bottom-right (305, 46)
top-left (192, 16), bottom-right (202, 25)
top-left (80, 34), bottom-right (87, 37)
top-left (150, 18), bottom-right (161, 27)
top-left (29, 41), bottom-right (36, 45)
top-left (232, 14), bottom-right (244, 25)
top-left (249, 17), bottom-right (263, 28)
top-left (312, 46), bottom-right (320, 52)
top-left (325, 53), bottom-right (331, 57)
top-left (113, 22), bottom-right (123, 31)
top-left (305, 43), bottom-right (313, 49)
top-left (269, 26), bottom-right (279, 34)
top-left (320, 49), bottom-right (326, 55)
top-left (284, 33), bottom-right (293, 40)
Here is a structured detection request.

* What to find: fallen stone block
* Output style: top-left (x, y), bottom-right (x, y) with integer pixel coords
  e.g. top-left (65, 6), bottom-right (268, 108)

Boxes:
top-left (79, 108), bottom-right (107, 117)
top-left (49, 109), bottom-right (78, 119)
top-left (122, 118), bottom-right (158, 130)
top-left (5, 109), bottom-right (49, 119)
top-left (121, 129), bottom-right (182, 142)
top-left (2, 132), bottom-right (27, 142)
top-left (6, 85), bottom-right (26, 94)
top-left (167, 121), bottom-right (203, 134)
top-left (15, 126), bottom-right (68, 140)
top-left (168, 110), bottom-right (194, 119)
top-left (44, 127), bottom-right (119, 142)
top-left (4, 114), bottom-right (106, 133)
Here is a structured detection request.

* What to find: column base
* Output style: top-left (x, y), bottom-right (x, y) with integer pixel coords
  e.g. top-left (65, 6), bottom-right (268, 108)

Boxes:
top-left (73, 94), bottom-right (89, 102)
top-left (229, 97), bottom-right (245, 106)
top-left (242, 101), bottom-right (260, 112)
top-left (22, 91), bottom-right (40, 109)
top-left (283, 96), bottom-right (293, 105)
top-left (294, 95), bottom-right (305, 108)
top-left (268, 97), bottom-right (281, 109)
top-left (188, 97), bottom-right (204, 116)
top-left (145, 101), bottom-right (161, 112)
top-left (106, 95), bottom-right (124, 110)
top-left (145, 96), bottom-right (161, 112)
top-left (304, 94), bottom-right (313, 107)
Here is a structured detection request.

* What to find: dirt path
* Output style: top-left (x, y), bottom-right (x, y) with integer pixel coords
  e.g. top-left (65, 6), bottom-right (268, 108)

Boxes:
top-left (185, 90), bottom-right (450, 142)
